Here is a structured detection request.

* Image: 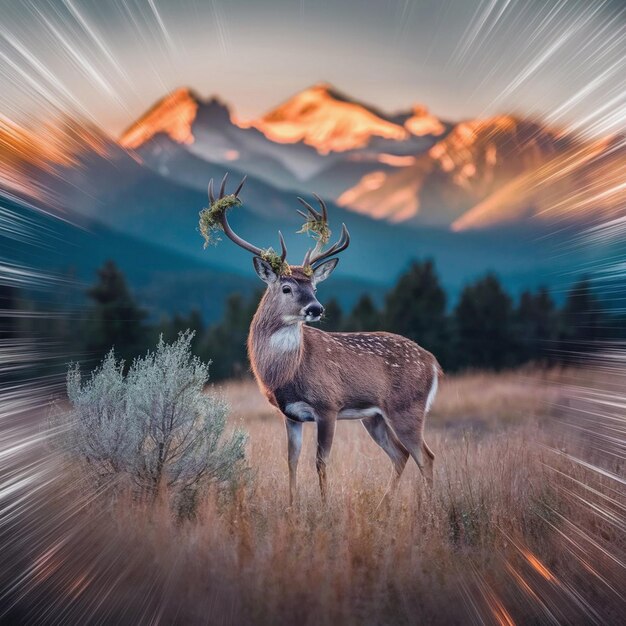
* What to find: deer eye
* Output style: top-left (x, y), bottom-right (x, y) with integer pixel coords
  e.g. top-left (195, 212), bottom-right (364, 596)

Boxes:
top-left (282, 285), bottom-right (292, 294)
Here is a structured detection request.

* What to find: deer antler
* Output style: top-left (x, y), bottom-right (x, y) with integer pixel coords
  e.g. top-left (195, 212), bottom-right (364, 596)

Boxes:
top-left (298, 193), bottom-right (350, 268)
top-left (203, 173), bottom-right (288, 269)
top-left (201, 173), bottom-right (349, 275)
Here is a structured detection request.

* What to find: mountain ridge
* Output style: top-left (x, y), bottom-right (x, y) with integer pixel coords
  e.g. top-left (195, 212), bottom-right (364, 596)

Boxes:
top-left (111, 83), bottom-right (623, 232)
top-left (118, 82), bottom-right (448, 156)
top-left (4, 83), bottom-right (623, 235)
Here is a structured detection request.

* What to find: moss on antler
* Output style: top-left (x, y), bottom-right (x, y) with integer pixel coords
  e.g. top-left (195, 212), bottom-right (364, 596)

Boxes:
top-left (198, 194), bottom-right (241, 248)
top-left (297, 215), bottom-right (331, 246)
top-left (199, 194), bottom-right (291, 276)
top-left (261, 249), bottom-right (291, 276)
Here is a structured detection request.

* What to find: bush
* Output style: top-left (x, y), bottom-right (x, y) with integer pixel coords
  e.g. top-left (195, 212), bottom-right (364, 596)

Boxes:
top-left (56, 331), bottom-right (248, 513)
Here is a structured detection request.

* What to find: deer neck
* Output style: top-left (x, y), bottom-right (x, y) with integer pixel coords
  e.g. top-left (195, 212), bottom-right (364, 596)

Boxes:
top-left (248, 294), bottom-right (304, 392)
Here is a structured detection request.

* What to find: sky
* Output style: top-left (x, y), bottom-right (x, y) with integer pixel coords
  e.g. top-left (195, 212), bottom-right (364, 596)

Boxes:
top-left (0, 0), bottom-right (624, 138)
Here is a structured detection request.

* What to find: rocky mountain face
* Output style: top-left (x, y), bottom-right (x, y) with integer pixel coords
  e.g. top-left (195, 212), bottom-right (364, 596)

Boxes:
top-left (114, 83), bottom-right (622, 231)
top-left (338, 115), bottom-right (575, 225)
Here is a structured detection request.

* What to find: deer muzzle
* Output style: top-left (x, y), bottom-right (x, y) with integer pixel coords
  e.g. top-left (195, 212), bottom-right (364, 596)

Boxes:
top-left (303, 302), bottom-right (324, 322)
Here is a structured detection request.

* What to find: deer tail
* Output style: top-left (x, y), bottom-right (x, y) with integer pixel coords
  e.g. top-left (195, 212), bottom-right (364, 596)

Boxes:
top-left (425, 362), bottom-right (440, 414)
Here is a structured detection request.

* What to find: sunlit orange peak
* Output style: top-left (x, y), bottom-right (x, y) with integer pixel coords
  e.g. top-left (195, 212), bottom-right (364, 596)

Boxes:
top-left (237, 83), bottom-right (409, 154)
top-left (119, 87), bottom-right (199, 150)
top-left (404, 105), bottom-right (445, 137)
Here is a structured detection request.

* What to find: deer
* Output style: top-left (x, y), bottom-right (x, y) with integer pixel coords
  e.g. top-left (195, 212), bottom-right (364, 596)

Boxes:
top-left (203, 173), bottom-right (441, 504)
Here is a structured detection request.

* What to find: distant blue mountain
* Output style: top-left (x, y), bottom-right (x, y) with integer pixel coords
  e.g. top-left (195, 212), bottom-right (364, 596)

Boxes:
top-left (1, 193), bottom-right (387, 321)
top-left (61, 151), bottom-right (578, 306)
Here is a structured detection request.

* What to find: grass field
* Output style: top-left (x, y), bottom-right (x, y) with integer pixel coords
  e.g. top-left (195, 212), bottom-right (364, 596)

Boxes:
top-left (2, 366), bottom-right (624, 625)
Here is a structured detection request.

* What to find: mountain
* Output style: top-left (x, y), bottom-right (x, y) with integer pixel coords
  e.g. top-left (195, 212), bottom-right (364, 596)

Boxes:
top-left (451, 133), bottom-right (626, 230)
top-left (233, 83), bottom-right (450, 193)
top-left (118, 84), bottom-right (449, 194)
top-left (337, 115), bottom-right (623, 228)
top-left (119, 87), bottom-right (324, 185)
top-left (235, 82), bottom-right (437, 154)
top-left (120, 87), bottom-right (199, 150)
top-left (118, 84), bottom-right (623, 233)
top-left (0, 115), bottom-right (110, 201)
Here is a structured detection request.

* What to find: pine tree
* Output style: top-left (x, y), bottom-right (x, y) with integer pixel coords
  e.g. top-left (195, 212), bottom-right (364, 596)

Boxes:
top-left (200, 291), bottom-right (260, 379)
top-left (321, 298), bottom-right (343, 332)
top-left (346, 294), bottom-right (380, 332)
top-left (384, 260), bottom-right (447, 358)
top-left (454, 273), bottom-right (513, 370)
top-left (84, 261), bottom-right (148, 363)
top-left (515, 287), bottom-right (557, 363)
top-left (0, 284), bottom-right (17, 340)
top-left (559, 278), bottom-right (606, 357)
top-left (159, 310), bottom-right (204, 352)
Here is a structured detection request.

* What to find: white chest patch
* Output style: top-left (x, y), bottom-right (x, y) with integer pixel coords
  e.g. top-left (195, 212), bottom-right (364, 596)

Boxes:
top-left (269, 326), bottom-right (302, 353)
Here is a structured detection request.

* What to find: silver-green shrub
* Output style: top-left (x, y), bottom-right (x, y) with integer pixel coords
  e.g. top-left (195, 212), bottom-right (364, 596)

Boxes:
top-left (58, 331), bottom-right (248, 508)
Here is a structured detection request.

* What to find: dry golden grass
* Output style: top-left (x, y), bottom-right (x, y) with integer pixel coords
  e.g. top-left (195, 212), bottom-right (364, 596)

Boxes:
top-left (425, 367), bottom-right (565, 423)
top-left (8, 367), bottom-right (623, 625)
top-left (104, 363), bottom-right (622, 624)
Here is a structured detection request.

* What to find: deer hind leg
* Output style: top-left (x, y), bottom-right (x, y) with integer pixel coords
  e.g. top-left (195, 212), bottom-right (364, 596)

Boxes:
top-left (362, 414), bottom-right (409, 496)
top-left (422, 440), bottom-right (435, 488)
top-left (387, 408), bottom-right (434, 489)
top-left (285, 418), bottom-right (303, 506)
top-left (316, 415), bottom-right (336, 502)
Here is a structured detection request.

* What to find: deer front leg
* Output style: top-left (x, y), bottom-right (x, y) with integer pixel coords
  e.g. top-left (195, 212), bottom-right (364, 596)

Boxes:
top-left (285, 417), bottom-right (302, 506)
top-left (316, 414), bottom-right (336, 502)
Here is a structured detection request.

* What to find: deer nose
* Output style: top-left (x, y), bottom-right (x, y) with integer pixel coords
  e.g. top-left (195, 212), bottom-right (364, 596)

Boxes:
top-left (304, 303), bottom-right (324, 318)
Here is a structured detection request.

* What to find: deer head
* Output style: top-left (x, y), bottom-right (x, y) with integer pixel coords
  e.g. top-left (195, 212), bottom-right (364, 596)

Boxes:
top-left (202, 173), bottom-right (350, 324)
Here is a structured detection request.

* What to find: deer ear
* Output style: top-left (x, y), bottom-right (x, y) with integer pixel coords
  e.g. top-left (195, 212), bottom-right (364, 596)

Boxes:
top-left (253, 256), bottom-right (278, 284)
top-left (311, 258), bottom-right (338, 285)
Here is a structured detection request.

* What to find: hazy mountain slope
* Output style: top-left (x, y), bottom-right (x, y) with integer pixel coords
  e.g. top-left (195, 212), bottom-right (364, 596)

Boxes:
top-left (338, 116), bottom-right (623, 228)
top-left (1, 193), bottom-right (259, 321)
top-left (452, 134), bottom-right (626, 230)
top-left (73, 159), bottom-right (574, 303)
top-left (30, 132), bottom-right (588, 304)
top-left (3, 188), bottom-right (390, 319)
